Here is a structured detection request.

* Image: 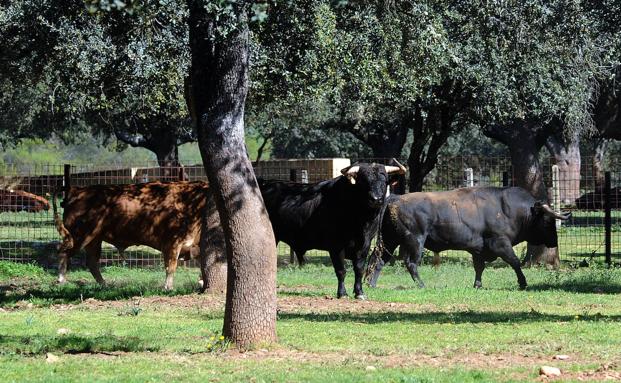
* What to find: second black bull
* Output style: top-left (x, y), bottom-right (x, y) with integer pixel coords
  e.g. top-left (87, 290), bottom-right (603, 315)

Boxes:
top-left (367, 187), bottom-right (570, 289)
top-left (258, 161), bottom-right (406, 299)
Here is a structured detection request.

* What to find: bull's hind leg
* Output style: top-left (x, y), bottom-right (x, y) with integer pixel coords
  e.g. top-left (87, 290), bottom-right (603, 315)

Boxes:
top-left (57, 247), bottom-right (79, 284)
top-left (84, 240), bottom-right (105, 285)
top-left (402, 234), bottom-right (426, 288)
top-left (163, 245), bottom-right (181, 291)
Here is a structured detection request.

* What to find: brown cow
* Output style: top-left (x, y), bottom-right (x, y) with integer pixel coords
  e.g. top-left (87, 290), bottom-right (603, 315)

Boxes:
top-left (1, 189), bottom-right (50, 212)
top-left (53, 181), bottom-right (221, 290)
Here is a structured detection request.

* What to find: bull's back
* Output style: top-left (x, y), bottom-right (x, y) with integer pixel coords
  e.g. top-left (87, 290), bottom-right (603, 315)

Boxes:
top-left (260, 178), bottom-right (371, 252)
top-left (388, 188), bottom-right (515, 252)
top-left (63, 182), bottom-right (210, 250)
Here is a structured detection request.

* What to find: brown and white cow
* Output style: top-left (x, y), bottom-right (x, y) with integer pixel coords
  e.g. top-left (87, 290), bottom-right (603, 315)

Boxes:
top-left (1, 189), bottom-right (50, 213)
top-left (53, 181), bottom-right (222, 290)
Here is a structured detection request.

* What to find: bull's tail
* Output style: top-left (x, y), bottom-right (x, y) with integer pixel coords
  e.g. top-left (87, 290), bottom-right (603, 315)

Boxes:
top-left (52, 189), bottom-right (73, 251)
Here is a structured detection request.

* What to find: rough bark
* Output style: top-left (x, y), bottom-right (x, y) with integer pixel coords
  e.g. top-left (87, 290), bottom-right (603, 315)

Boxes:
top-left (484, 119), bottom-right (560, 267)
top-left (189, 1), bottom-right (277, 348)
top-left (200, 192), bottom-right (227, 293)
top-left (406, 80), bottom-right (471, 192)
top-left (407, 103), bottom-right (453, 192)
top-left (545, 131), bottom-right (581, 205)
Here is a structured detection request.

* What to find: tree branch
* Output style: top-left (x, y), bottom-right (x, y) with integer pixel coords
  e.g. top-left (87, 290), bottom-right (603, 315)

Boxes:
top-left (114, 130), bottom-right (148, 147)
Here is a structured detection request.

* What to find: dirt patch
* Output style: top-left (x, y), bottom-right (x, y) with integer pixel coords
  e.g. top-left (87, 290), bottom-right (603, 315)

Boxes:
top-left (68, 294), bottom-right (226, 311)
top-left (40, 290), bottom-right (437, 314)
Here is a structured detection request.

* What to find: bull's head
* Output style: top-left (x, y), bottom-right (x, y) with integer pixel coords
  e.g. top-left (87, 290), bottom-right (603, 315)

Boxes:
top-left (341, 159), bottom-right (406, 208)
top-left (529, 201), bottom-right (571, 248)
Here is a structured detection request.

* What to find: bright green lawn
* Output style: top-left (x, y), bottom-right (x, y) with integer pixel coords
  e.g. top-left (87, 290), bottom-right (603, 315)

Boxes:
top-left (1, 259), bottom-right (621, 382)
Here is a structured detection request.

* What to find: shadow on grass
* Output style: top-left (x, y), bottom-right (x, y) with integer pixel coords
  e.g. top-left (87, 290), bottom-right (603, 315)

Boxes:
top-left (0, 281), bottom-right (197, 307)
top-left (278, 309), bottom-right (621, 325)
top-left (526, 281), bottom-right (621, 294)
top-left (0, 334), bottom-right (159, 355)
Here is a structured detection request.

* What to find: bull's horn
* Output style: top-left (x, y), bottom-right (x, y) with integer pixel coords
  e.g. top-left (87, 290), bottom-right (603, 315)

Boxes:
top-left (385, 159), bottom-right (406, 175)
top-left (341, 165), bottom-right (360, 185)
top-left (541, 203), bottom-right (572, 220)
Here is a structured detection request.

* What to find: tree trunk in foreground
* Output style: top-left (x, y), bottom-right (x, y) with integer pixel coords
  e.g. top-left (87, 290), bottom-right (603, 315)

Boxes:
top-left (189, 1), bottom-right (277, 348)
top-left (485, 119), bottom-right (560, 267)
top-left (545, 132), bottom-right (581, 205)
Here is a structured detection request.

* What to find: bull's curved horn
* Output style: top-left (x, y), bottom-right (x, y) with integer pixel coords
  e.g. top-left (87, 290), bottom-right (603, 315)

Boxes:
top-left (385, 159), bottom-right (406, 175)
top-left (341, 165), bottom-right (360, 185)
top-left (541, 203), bottom-right (571, 220)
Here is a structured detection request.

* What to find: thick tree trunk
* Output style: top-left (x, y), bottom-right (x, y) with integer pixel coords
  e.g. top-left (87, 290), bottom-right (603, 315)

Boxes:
top-left (189, 2), bottom-right (277, 349)
top-left (366, 123), bottom-right (409, 160)
top-left (545, 132), bottom-right (581, 205)
top-left (484, 119), bottom-right (559, 267)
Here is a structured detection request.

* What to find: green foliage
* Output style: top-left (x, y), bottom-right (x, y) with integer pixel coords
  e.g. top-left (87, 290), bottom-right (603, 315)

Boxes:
top-left (0, 0), bottom-right (192, 160)
top-left (0, 261), bottom-right (45, 280)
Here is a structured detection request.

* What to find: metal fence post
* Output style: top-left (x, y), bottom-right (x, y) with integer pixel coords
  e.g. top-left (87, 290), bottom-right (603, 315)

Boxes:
top-left (605, 171), bottom-right (612, 267)
top-left (552, 165), bottom-right (561, 229)
top-left (63, 164), bottom-right (71, 199)
top-left (502, 171), bottom-right (509, 187)
top-left (464, 168), bottom-right (474, 187)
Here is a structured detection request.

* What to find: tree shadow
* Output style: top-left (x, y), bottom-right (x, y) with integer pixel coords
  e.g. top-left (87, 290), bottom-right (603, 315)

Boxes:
top-left (0, 334), bottom-right (158, 355)
top-left (277, 309), bottom-right (621, 325)
top-left (0, 279), bottom-right (197, 307)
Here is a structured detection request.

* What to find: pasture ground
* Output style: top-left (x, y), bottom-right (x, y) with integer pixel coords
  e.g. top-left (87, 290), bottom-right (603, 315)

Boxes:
top-left (1, 257), bottom-right (621, 382)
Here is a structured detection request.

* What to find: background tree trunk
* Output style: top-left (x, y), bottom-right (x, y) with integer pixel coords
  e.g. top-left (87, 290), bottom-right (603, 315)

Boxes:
top-left (593, 138), bottom-right (608, 188)
top-left (484, 119), bottom-right (560, 267)
top-left (189, 1), bottom-right (277, 348)
top-left (200, 192), bottom-right (227, 293)
top-left (545, 131), bottom-right (581, 205)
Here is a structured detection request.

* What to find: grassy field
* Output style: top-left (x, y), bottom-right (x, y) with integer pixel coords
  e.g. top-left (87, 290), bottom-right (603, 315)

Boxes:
top-left (1, 257), bottom-right (621, 382)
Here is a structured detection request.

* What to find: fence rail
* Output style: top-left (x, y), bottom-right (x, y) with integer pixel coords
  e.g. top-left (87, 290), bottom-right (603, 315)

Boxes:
top-left (1, 156), bottom-right (620, 268)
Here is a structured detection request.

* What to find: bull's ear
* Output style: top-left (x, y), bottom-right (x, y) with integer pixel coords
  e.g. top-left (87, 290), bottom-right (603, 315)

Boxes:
top-left (340, 165), bottom-right (359, 185)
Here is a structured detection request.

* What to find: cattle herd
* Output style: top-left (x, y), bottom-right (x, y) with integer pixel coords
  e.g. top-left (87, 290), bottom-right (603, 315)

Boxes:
top-left (45, 160), bottom-right (570, 298)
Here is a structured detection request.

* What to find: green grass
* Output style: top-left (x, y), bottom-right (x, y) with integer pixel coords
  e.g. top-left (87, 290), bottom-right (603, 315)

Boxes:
top-left (1, 259), bottom-right (621, 382)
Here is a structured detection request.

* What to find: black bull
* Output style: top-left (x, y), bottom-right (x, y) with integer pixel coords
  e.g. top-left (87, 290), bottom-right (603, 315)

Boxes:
top-left (367, 187), bottom-right (570, 289)
top-left (258, 162), bottom-right (406, 299)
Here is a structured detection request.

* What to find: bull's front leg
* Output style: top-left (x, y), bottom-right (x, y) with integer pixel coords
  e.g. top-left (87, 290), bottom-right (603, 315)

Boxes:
top-left (472, 253), bottom-right (485, 288)
top-left (488, 238), bottom-right (527, 290)
top-left (329, 250), bottom-right (348, 298)
top-left (353, 255), bottom-right (367, 300)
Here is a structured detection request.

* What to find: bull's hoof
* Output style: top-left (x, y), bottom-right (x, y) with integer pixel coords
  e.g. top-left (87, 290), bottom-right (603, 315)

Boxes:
top-left (417, 282), bottom-right (426, 289)
top-left (57, 276), bottom-right (67, 284)
top-left (336, 293), bottom-right (348, 299)
top-left (473, 281), bottom-right (483, 289)
top-left (355, 294), bottom-right (367, 300)
top-left (519, 284), bottom-right (528, 291)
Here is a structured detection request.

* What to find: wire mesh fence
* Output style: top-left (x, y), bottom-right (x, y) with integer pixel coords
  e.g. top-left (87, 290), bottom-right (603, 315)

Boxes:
top-left (0, 156), bottom-right (619, 269)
